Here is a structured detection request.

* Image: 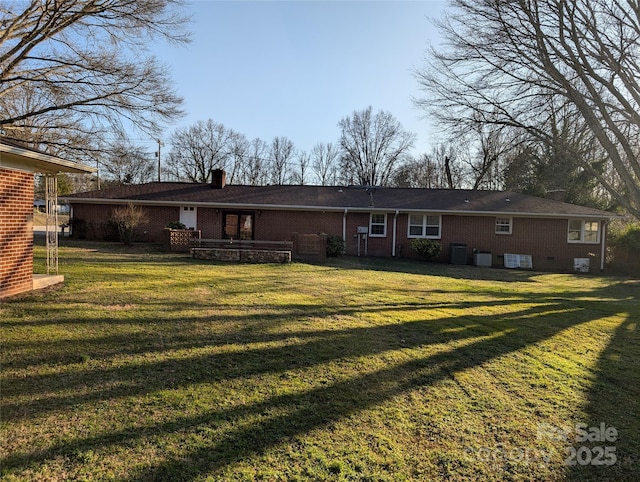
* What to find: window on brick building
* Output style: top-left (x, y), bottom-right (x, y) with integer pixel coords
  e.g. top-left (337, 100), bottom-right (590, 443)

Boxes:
top-left (369, 213), bottom-right (387, 237)
top-left (568, 219), bottom-right (600, 243)
top-left (408, 214), bottom-right (441, 239)
top-left (495, 217), bottom-right (512, 234)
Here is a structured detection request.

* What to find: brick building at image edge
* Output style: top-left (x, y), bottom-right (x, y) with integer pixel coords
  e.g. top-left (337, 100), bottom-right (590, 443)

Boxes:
top-left (1, 138), bottom-right (95, 298)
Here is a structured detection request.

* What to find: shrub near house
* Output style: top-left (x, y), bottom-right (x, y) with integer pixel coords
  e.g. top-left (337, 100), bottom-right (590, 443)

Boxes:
top-left (410, 238), bottom-right (441, 261)
top-left (110, 203), bottom-right (148, 245)
top-left (608, 222), bottom-right (640, 275)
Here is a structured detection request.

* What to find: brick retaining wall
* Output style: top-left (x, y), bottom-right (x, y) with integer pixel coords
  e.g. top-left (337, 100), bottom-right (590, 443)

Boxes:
top-left (191, 247), bottom-right (291, 263)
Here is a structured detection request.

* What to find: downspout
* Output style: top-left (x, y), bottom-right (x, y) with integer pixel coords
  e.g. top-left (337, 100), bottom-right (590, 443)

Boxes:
top-left (600, 220), bottom-right (608, 271)
top-left (343, 209), bottom-right (348, 243)
top-left (392, 210), bottom-right (399, 257)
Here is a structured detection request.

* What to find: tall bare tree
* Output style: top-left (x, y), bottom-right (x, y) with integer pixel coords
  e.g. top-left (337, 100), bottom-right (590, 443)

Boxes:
top-left (268, 136), bottom-right (295, 185)
top-left (393, 153), bottom-right (443, 188)
top-left (415, 0), bottom-right (640, 218)
top-left (339, 106), bottom-right (415, 186)
top-left (311, 142), bottom-right (340, 186)
top-left (291, 150), bottom-right (310, 185)
top-left (242, 138), bottom-right (270, 186)
top-left (100, 141), bottom-right (155, 185)
top-left (0, 0), bottom-right (189, 157)
top-left (225, 131), bottom-right (250, 185)
top-left (461, 122), bottom-right (517, 190)
top-left (166, 120), bottom-right (234, 183)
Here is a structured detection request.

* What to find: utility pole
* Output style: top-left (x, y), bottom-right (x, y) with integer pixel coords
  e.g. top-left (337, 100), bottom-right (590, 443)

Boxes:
top-left (156, 139), bottom-right (164, 182)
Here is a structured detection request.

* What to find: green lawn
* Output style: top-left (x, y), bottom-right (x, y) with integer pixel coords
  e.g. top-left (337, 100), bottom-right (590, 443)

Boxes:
top-left (1, 242), bottom-right (638, 481)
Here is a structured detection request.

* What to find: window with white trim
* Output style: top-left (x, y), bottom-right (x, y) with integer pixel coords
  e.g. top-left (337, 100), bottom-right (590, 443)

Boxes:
top-left (369, 213), bottom-right (387, 237)
top-left (568, 219), bottom-right (600, 243)
top-left (408, 214), bottom-right (441, 238)
top-left (495, 217), bottom-right (512, 234)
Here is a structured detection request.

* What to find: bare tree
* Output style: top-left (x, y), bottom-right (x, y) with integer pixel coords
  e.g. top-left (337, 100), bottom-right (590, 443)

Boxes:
top-left (393, 154), bottom-right (440, 188)
top-left (311, 142), bottom-right (340, 186)
top-left (291, 150), bottom-right (310, 185)
top-left (339, 106), bottom-right (416, 186)
top-left (269, 136), bottom-right (295, 185)
top-left (0, 82), bottom-right (97, 159)
top-left (100, 141), bottom-right (155, 185)
top-left (393, 145), bottom-right (470, 189)
top-left (460, 123), bottom-right (517, 190)
top-left (0, 0), bottom-right (189, 157)
top-left (415, 0), bottom-right (640, 218)
top-left (226, 131), bottom-right (250, 185)
top-left (242, 138), bottom-right (270, 186)
top-left (166, 120), bottom-right (234, 183)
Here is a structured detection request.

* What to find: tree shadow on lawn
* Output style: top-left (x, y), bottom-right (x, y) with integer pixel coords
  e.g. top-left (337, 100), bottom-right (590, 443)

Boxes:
top-left (323, 255), bottom-right (546, 283)
top-left (3, 280), bottom-right (637, 480)
top-left (125, 284), bottom-right (638, 481)
top-left (52, 237), bottom-right (538, 282)
top-left (565, 312), bottom-right (640, 482)
top-left (1, 297), bottom-right (574, 421)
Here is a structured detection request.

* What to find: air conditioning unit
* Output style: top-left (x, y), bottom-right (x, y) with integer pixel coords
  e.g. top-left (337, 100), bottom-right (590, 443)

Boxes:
top-left (574, 258), bottom-right (590, 273)
top-left (473, 251), bottom-right (492, 267)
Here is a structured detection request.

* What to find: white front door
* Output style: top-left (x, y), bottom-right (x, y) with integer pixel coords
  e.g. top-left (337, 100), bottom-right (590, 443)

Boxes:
top-left (180, 206), bottom-right (197, 229)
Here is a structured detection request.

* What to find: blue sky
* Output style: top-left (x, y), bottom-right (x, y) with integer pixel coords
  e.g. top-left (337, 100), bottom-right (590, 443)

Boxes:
top-left (153, 1), bottom-right (447, 156)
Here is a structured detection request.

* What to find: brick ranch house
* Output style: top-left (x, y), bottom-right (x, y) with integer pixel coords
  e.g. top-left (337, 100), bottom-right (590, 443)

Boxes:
top-left (1, 138), bottom-right (95, 298)
top-left (64, 170), bottom-right (616, 272)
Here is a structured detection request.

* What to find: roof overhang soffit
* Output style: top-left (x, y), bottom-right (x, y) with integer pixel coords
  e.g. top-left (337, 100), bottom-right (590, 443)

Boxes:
top-left (0, 143), bottom-right (96, 174)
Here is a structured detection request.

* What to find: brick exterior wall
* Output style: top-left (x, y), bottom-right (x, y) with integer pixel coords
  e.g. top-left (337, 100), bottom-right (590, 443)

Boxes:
top-left (1, 167), bottom-right (34, 298)
top-left (69, 203), bottom-right (606, 272)
top-left (395, 214), bottom-right (604, 272)
top-left (71, 204), bottom-right (180, 241)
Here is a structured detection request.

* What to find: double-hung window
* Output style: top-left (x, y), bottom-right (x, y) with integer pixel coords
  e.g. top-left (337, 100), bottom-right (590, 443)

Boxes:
top-left (568, 219), bottom-right (600, 243)
top-left (495, 217), bottom-right (512, 234)
top-left (408, 214), bottom-right (441, 239)
top-left (369, 213), bottom-right (387, 237)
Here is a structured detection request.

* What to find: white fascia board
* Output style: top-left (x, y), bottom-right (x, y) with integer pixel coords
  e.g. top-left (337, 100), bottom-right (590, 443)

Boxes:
top-left (398, 208), bottom-right (618, 220)
top-left (61, 198), bottom-right (352, 212)
top-left (0, 143), bottom-right (96, 174)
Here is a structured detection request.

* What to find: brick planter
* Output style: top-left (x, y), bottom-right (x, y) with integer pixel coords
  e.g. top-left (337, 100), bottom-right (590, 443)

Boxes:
top-left (191, 247), bottom-right (291, 263)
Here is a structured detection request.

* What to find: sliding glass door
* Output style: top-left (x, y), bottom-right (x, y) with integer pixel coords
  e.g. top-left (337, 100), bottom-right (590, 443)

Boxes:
top-left (223, 212), bottom-right (253, 240)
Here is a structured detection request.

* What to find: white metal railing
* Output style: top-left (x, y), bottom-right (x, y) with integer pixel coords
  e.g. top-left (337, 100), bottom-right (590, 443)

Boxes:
top-left (45, 174), bottom-right (58, 274)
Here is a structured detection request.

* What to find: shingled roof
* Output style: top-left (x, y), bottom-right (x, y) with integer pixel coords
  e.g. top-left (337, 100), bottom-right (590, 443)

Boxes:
top-left (64, 182), bottom-right (614, 218)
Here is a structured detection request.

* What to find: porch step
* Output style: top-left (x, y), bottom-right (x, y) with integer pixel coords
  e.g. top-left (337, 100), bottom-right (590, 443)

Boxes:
top-left (33, 274), bottom-right (64, 291)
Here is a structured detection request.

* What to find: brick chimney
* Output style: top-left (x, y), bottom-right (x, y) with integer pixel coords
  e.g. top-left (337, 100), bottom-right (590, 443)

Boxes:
top-left (211, 169), bottom-right (226, 189)
top-left (546, 189), bottom-right (566, 202)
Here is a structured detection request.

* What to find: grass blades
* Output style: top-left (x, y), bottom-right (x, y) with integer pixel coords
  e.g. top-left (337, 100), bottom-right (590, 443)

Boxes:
top-left (1, 241), bottom-right (638, 481)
